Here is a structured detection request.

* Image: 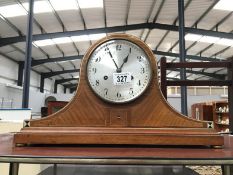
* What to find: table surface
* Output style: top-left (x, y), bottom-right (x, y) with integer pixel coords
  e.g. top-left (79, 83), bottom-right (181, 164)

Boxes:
top-left (1, 133), bottom-right (233, 165)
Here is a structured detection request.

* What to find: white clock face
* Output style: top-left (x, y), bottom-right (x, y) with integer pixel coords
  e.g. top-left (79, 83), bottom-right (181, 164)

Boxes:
top-left (87, 39), bottom-right (152, 103)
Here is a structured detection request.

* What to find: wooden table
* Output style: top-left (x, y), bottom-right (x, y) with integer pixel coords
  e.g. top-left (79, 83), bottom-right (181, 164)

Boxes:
top-left (1, 133), bottom-right (233, 175)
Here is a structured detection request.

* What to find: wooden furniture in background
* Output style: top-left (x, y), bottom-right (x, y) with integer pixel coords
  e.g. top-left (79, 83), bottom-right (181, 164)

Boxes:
top-left (41, 107), bottom-right (48, 117)
top-left (47, 101), bottom-right (68, 115)
top-left (191, 102), bottom-right (213, 121)
top-left (213, 101), bottom-right (229, 133)
top-left (160, 57), bottom-right (233, 134)
top-left (191, 101), bottom-right (229, 133)
top-left (13, 34), bottom-right (223, 146)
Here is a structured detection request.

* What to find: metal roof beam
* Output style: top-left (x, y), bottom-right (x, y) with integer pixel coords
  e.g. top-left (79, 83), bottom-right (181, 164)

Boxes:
top-left (40, 67), bottom-right (224, 81)
top-left (167, 77), bottom-right (180, 81)
top-left (63, 83), bottom-right (78, 88)
top-left (0, 23), bottom-right (156, 46)
top-left (153, 50), bottom-right (221, 62)
top-left (55, 78), bottom-right (79, 84)
top-left (30, 50), bottom-right (221, 67)
top-left (70, 87), bottom-right (77, 93)
top-left (32, 55), bottom-right (82, 67)
top-left (42, 69), bottom-right (79, 78)
top-left (171, 68), bottom-right (226, 80)
top-left (54, 78), bottom-right (79, 93)
top-left (185, 27), bottom-right (233, 40)
top-left (156, 0), bottom-right (193, 50)
top-left (168, 0), bottom-right (220, 52)
top-left (1, 22), bottom-right (233, 47)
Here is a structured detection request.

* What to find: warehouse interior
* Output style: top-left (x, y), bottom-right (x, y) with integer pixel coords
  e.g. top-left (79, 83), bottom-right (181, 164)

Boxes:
top-left (0, 0), bottom-right (233, 174)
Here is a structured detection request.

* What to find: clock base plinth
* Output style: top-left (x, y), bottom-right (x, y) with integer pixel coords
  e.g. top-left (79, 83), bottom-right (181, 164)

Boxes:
top-left (14, 127), bottom-right (224, 146)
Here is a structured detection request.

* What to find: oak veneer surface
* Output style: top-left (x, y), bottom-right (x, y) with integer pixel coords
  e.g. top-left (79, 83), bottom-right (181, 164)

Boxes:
top-left (0, 133), bottom-right (232, 159)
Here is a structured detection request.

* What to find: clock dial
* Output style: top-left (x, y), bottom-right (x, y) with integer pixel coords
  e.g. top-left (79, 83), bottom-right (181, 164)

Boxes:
top-left (87, 39), bottom-right (152, 103)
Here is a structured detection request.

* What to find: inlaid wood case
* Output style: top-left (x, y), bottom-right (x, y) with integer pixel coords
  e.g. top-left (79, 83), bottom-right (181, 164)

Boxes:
top-left (14, 34), bottom-right (224, 146)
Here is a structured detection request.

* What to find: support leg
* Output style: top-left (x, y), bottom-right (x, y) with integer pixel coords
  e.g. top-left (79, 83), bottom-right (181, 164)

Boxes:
top-left (53, 164), bottom-right (57, 175)
top-left (9, 163), bottom-right (19, 175)
top-left (222, 165), bottom-right (230, 175)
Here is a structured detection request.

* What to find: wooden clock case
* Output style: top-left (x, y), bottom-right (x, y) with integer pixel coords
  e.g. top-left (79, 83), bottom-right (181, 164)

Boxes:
top-left (14, 34), bottom-right (223, 146)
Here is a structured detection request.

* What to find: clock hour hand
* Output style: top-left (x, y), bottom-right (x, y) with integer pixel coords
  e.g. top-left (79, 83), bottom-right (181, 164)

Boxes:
top-left (120, 54), bottom-right (129, 69)
top-left (119, 50), bottom-right (130, 71)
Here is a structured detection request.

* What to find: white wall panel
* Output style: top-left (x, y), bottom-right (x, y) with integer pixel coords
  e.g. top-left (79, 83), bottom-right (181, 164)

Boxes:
top-left (44, 78), bottom-right (53, 92)
top-left (0, 55), bottom-right (68, 113)
top-left (0, 55), bottom-right (18, 82)
top-left (168, 95), bottom-right (226, 117)
top-left (57, 84), bottom-right (64, 94)
top-left (30, 70), bottom-right (40, 88)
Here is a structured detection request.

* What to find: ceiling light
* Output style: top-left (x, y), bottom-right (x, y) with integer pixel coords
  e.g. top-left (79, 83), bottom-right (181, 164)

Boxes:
top-left (53, 37), bottom-right (72, 44)
top-left (34, 39), bottom-right (54, 47)
top-left (199, 36), bottom-right (220, 43)
top-left (185, 33), bottom-right (233, 46)
top-left (49, 0), bottom-right (78, 11)
top-left (147, 44), bottom-right (153, 49)
top-left (89, 33), bottom-right (106, 40)
top-left (216, 38), bottom-right (233, 46)
top-left (214, 0), bottom-right (233, 11)
top-left (71, 35), bottom-right (89, 42)
top-left (0, 0), bottom-right (103, 18)
top-left (59, 60), bottom-right (69, 63)
top-left (185, 34), bottom-right (202, 41)
top-left (0, 14), bottom-right (6, 21)
top-left (34, 33), bottom-right (106, 46)
top-left (32, 43), bottom-right (38, 48)
top-left (78, 0), bottom-right (103, 8)
top-left (71, 33), bottom-right (106, 42)
top-left (0, 4), bottom-right (27, 17)
top-left (23, 1), bottom-right (52, 14)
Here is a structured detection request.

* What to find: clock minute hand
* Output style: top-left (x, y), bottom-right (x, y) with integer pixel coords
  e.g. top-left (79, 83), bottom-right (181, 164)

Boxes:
top-left (108, 51), bottom-right (120, 71)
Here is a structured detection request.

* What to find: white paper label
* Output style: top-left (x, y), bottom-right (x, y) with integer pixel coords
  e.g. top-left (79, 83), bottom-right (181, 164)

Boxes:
top-left (113, 72), bottom-right (132, 85)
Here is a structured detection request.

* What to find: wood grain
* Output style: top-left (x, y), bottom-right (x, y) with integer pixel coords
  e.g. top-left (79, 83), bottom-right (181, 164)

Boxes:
top-left (14, 127), bottom-right (223, 146)
top-left (2, 133), bottom-right (233, 160)
top-left (13, 34), bottom-right (223, 146)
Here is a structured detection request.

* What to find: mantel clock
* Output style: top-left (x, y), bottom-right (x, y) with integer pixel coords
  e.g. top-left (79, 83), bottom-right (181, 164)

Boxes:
top-left (14, 34), bottom-right (223, 146)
